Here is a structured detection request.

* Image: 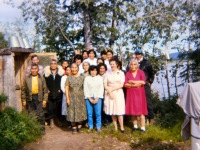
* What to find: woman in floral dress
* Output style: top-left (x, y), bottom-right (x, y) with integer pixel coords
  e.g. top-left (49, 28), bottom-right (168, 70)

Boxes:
top-left (65, 63), bottom-right (87, 134)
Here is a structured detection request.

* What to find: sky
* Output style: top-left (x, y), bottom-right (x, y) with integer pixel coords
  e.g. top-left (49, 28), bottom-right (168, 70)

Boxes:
top-left (0, 1), bottom-right (21, 22)
top-left (0, 0), bottom-right (35, 46)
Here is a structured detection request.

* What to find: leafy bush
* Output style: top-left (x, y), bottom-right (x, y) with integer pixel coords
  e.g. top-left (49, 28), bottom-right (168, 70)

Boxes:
top-left (0, 93), bottom-right (7, 104)
top-left (0, 107), bottom-right (42, 150)
top-left (152, 93), bottom-right (185, 128)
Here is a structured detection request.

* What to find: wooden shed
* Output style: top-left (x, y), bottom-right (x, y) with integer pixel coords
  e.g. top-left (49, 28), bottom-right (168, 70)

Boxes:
top-left (0, 47), bottom-right (56, 111)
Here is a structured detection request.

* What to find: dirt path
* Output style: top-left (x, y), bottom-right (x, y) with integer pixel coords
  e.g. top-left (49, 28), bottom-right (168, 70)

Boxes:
top-left (21, 126), bottom-right (131, 150)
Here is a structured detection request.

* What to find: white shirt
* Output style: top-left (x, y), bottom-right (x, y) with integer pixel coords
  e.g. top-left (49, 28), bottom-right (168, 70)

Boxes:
top-left (78, 63), bottom-right (84, 74)
top-left (83, 58), bottom-right (97, 66)
top-left (104, 59), bottom-right (111, 72)
top-left (61, 75), bottom-right (67, 94)
top-left (84, 75), bottom-right (104, 99)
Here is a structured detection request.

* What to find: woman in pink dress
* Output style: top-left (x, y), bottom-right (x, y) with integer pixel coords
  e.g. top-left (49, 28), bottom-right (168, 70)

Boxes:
top-left (124, 59), bottom-right (148, 132)
top-left (104, 59), bottom-right (125, 133)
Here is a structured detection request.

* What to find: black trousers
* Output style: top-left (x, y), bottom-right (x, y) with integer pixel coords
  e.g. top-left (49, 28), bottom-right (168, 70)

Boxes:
top-left (27, 94), bottom-right (45, 130)
top-left (144, 84), bottom-right (154, 119)
top-left (47, 98), bottom-right (62, 121)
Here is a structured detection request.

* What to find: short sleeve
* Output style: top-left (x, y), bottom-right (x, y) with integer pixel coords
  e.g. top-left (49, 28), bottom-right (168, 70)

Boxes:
top-left (120, 71), bottom-right (125, 83)
top-left (65, 76), bottom-right (70, 86)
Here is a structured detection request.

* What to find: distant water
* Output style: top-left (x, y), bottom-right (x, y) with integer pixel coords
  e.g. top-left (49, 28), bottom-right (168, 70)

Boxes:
top-left (151, 61), bottom-right (187, 99)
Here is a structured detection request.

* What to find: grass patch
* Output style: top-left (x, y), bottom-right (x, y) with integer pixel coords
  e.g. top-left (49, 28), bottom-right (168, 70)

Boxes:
top-left (0, 107), bottom-right (42, 150)
top-left (97, 120), bottom-right (186, 149)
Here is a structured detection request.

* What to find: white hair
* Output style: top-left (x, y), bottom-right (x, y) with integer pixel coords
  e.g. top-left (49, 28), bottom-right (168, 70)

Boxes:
top-left (129, 59), bottom-right (139, 67)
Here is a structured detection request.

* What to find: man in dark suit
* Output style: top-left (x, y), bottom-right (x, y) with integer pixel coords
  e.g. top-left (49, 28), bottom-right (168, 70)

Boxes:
top-left (135, 49), bottom-right (155, 124)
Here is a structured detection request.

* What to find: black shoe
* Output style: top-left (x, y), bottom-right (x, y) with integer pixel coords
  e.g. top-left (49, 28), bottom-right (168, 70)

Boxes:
top-left (120, 130), bottom-right (125, 133)
top-left (132, 128), bottom-right (139, 132)
top-left (77, 128), bottom-right (83, 133)
top-left (140, 129), bottom-right (146, 133)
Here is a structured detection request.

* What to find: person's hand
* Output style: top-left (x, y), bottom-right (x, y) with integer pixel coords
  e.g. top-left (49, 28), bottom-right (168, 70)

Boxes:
top-left (106, 87), bottom-right (113, 94)
top-left (109, 92), bottom-right (114, 100)
top-left (67, 99), bottom-right (70, 106)
top-left (134, 83), bottom-right (143, 87)
top-left (42, 101), bottom-right (47, 108)
top-left (128, 80), bottom-right (133, 84)
top-left (89, 98), bottom-right (95, 104)
top-left (22, 101), bottom-right (26, 107)
top-left (93, 98), bottom-right (98, 104)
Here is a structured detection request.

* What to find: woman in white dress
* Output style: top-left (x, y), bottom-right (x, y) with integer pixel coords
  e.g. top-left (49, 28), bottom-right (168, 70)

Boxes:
top-left (104, 59), bottom-right (125, 133)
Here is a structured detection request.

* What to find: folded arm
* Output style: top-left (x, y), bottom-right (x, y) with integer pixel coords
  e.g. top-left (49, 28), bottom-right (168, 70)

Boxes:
top-left (125, 80), bottom-right (145, 88)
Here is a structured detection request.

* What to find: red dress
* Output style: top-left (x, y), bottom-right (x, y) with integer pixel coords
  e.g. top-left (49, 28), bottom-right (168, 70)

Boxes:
top-left (125, 70), bottom-right (148, 115)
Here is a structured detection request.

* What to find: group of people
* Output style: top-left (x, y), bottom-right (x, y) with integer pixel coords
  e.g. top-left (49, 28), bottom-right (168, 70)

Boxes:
top-left (21, 48), bottom-right (155, 135)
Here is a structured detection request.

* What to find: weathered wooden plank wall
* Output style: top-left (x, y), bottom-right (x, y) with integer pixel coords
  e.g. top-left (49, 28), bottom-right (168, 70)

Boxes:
top-left (2, 54), bottom-right (17, 110)
top-left (14, 53), bottom-right (30, 111)
top-left (0, 56), bottom-right (3, 94)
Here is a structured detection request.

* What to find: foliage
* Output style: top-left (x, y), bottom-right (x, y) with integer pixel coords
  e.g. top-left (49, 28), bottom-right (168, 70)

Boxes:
top-left (144, 51), bottom-right (165, 75)
top-left (0, 107), bottom-right (42, 150)
top-left (18, 0), bottom-right (185, 63)
top-left (174, 1), bottom-right (200, 83)
top-left (0, 93), bottom-right (8, 104)
top-left (0, 32), bottom-right (8, 49)
top-left (152, 93), bottom-right (185, 128)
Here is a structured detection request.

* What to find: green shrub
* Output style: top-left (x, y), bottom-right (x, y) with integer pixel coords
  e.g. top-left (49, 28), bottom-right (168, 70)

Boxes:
top-left (152, 93), bottom-right (185, 128)
top-left (0, 93), bottom-right (7, 104)
top-left (0, 107), bottom-right (42, 150)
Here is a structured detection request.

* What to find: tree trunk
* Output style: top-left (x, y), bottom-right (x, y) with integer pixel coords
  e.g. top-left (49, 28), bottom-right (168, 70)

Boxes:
top-left (84, 9), bottom-right (91, 51)
top-left (118, 44), bottom-right (123, 65)
top-left (165, 60), bottom-right (171, 99)
top-left (174, 64), bottom-right (179, 96)
top-left (109, 1), bottom-right (117, 50)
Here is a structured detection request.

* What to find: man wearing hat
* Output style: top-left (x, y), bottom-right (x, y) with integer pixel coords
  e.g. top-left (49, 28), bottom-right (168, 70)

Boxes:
top-left (135, 48), bottom-right (155, 124)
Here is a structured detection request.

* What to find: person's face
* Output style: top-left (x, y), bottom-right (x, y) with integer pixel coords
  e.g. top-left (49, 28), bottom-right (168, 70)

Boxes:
top-left (101, 54), bottom-right (107, 60)
top-left (32, 57), bottom-right (39, 65)
top-left (50, 61), bottom-right (58, 70)
top-left (83, 63), bottom-right (89, 72)
top-left (75, 50), bottom-right (81, 55)
top-left (132, 54), bottom-right (136, 59)
top-left (71, 64), bottom-right (78, 75)
top-left (107, 52), bottom-right (113, 60)
top-left (97, 59), bottom-right (103, 65)
top-left (31, 66), bottom-right (39, 76)
top-left (66, 67), bottom-right (71, 76)
top-left (99, 66), bottom-right (106, 76)
top-left (90, 69), bottom-right (97, 77)
top-left (130, 61), bottom-right (138, 72)
top-left (89, 51), bottom-right (95, 59)
top-left (62, 62), bottom-right (68, 69)
top-left (110, 61), bottom-right (117, 71)
top-left (135, 53), bottom-right (142, 60)
top-left (82, 52), bottom-right (88, 59)
top-left (75, 59), bottom-right (82, 66)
